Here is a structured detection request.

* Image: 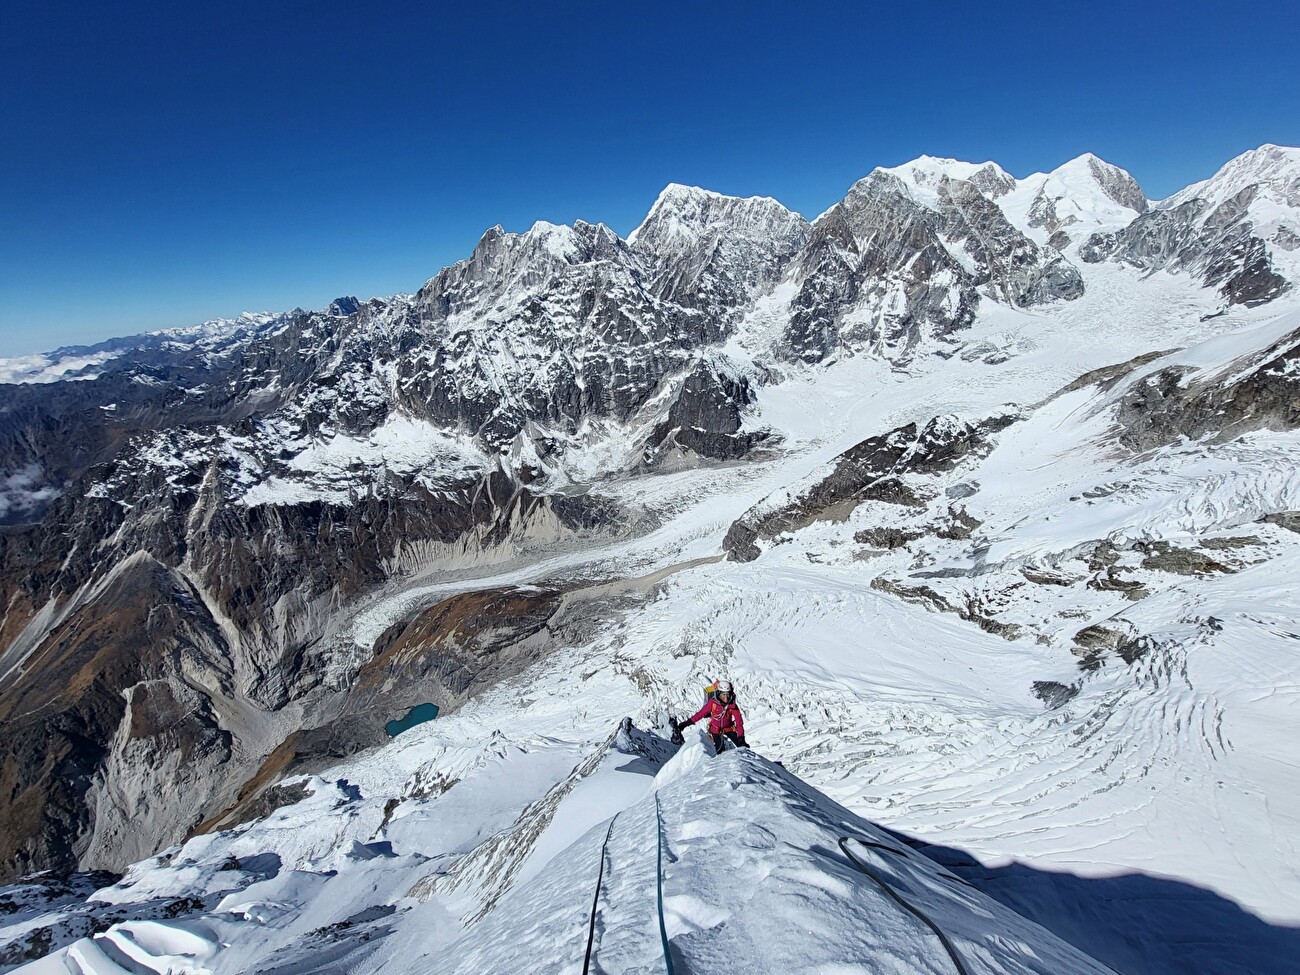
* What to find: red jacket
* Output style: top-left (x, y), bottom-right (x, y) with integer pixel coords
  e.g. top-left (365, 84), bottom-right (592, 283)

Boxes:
top-left (688, 697), bottom-right (744, 737)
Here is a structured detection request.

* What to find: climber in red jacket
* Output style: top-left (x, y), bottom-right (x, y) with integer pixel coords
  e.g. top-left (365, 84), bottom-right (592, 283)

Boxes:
top-left (673, 679), bottom-right (749, 754)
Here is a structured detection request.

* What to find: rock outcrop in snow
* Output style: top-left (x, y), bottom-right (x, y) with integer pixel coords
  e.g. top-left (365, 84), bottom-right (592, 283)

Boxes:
top-left (724, 412), bottom-right (1016, 561)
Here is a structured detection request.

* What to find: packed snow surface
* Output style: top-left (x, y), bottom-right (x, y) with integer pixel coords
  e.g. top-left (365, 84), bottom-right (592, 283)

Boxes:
top-left (11, 740), bottom-right (1119, 975)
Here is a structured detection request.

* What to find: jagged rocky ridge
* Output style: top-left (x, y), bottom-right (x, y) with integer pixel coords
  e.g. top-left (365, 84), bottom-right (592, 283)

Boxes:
top-left (0, 143), bottom-right (1298, 888)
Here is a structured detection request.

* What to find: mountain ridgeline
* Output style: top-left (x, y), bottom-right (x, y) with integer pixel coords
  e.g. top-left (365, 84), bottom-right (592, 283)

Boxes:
top-left (0, 144), bottom-right (1298, 884)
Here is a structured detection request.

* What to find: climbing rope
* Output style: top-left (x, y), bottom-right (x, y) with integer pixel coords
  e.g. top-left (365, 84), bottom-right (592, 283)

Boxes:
top-left (581, 815), bottom-right (619, 975)
top-left (654, 791), bottom-right (678, 975)
top-left (838, 836), bottom-right (973, 975)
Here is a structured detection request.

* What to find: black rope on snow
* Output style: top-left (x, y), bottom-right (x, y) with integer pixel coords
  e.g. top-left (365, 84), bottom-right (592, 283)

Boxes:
top-left (851, 838), bottom-right (914, 859)
top-left (581, 815), bottom-right (619, 975)
top-left (655, 792), bottom-right (677, 975)
top-left (838, 836), bottom-right (974, 975)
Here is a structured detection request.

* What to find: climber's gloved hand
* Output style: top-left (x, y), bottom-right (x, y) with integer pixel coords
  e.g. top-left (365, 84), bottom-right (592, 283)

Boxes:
top-left (735, 736), bottom-right (750, 749)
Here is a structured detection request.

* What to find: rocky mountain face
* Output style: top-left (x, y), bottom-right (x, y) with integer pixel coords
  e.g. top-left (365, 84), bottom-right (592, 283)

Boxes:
top-left (1081, 145), bottom-right (1299, 306)
top-left (1023, 153), bottom-right (1148, 245)
top-left (1, 144), bottom-right (1299, 887)
top-left (629, 183), bottom-right (811, 322)
top-left (782, 163), bottom-right (1085, 363)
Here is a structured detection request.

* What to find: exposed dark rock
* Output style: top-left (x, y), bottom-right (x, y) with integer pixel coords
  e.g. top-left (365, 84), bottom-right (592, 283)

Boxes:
top-left (1087, 568), bottom-right (1149, 601)
top-left (646, 361), bottom-right (770, 462)
top-left (1134, 540), bottom-right (1235, 576)
top-left (853, 527), bottom-right (925, 549)
top-left (1112, 325), bottom-right (1300, 451)
top-left (869, 577), bottom-right (954, 614)
top-left (360, 585), bottom-right (565, 717)
top-left (934, 506), bottom-right (982, 540)
top-left (860, 477), bottom-right (930, 508)
top-left (1020, 567), bottom-right (1079, 587)
top-left (1071, 623), bottom-right (1146, 669)
top-left (869, 577), bottom-right (1023, 641)
top-left (210, 781), bottom-right (310, 834)
top-left (1031, 681), bottom-right (1080, 709)
top-left (1085, 542), bottom-right (1121, 572)
top-left (327, 296), bottom-right (361, 317)
top-left (1260, 511), bottom-right (1300, 534)
top-left (1197, 535), bottom-right (1262, 550)
top-left (1054, 349), bottom-right (1177, 398)
top-left (1074, 624), bottom-right (1131, 650)
top-left (724, 412), bottom-right (1015, 561)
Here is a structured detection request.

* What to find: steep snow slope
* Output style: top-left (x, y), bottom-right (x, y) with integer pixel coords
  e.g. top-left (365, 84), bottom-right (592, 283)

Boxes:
top-left (10, 737), bottom-right (1116, 975)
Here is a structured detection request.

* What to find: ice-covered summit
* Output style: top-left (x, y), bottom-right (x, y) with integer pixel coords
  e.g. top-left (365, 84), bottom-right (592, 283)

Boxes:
top-left (1159, 143), bottom-right (1300, 211)
top-left (629, 182), bottom-right (802, 242)
top-left (877, 154), bottom-right (1017, 207)
top-left (996, 153), bottom-right (1146, 248)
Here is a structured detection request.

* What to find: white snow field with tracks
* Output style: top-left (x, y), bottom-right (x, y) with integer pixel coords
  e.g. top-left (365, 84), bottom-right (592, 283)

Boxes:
top-left (6, 149), bottom-right (1300, 974)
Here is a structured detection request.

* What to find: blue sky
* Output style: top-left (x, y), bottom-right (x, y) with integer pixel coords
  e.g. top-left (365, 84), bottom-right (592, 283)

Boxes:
top-left (3, 0), bottom-right (1297, 355)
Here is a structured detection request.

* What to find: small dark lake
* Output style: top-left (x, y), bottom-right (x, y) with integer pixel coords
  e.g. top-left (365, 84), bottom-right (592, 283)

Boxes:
top-left (385, 703), bottom-right (440, 737)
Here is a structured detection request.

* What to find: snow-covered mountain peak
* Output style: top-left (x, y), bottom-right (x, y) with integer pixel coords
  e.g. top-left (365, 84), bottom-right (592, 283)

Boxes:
top-left (521, 219), bottom-right (583, 260)
top-left (630, 182), bottom-right (809, 321)
top-left (871, 155), bottom-right (1016, 209)
top-left (1160, 143), bottom-right (1300, 211)
top-left (425, 218), bottom-right (603, 297)
top-left (999, 153), bottom-right (1146, 248)
top-left (628, 182), bottom-right (804, 248)
top-left (1053, 153), bottom-right (1147, 212)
